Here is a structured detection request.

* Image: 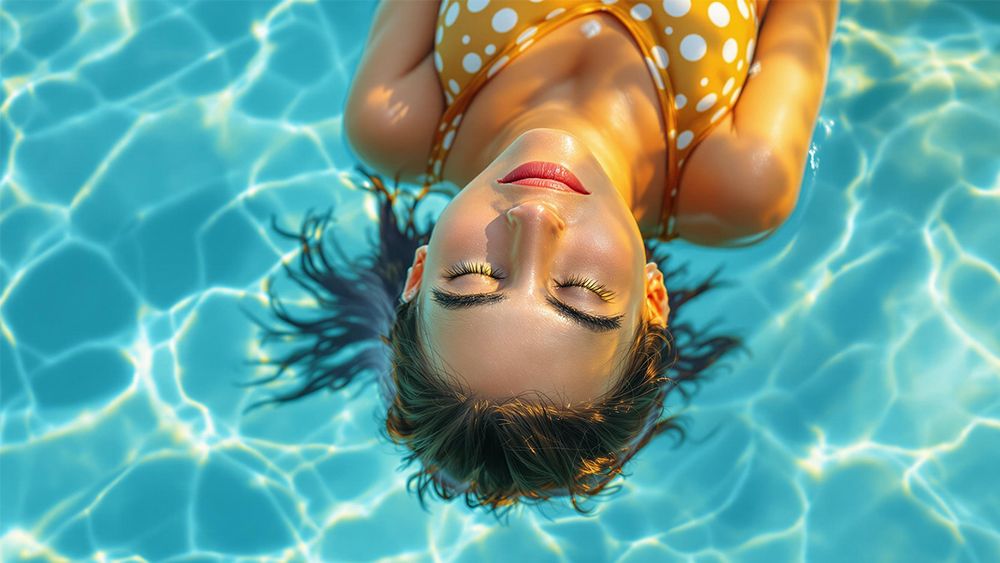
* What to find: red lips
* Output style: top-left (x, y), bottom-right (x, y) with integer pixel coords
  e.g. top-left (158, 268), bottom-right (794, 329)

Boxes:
top-left (497, 161), bottom-right (590, 194)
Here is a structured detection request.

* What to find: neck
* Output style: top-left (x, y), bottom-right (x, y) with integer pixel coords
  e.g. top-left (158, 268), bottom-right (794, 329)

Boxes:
top-left (473, 100), bottom-right (657, 228)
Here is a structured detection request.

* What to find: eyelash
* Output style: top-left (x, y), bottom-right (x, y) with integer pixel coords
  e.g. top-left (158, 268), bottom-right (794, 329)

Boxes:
top-left (443, 260), bottom-right (507, 280)
top-left (444, 261), bottom-right (615, 302)
top-left (555, 275), bottom-right (616, 303)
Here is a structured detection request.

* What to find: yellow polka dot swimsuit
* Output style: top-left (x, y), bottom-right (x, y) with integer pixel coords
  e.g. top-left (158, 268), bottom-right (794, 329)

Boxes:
top-left (425, 0), bottom-right (760, 241)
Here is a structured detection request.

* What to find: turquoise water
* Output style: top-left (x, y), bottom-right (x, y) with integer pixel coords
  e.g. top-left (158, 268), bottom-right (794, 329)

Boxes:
top-left (2, 0), bottom-right (999, 560)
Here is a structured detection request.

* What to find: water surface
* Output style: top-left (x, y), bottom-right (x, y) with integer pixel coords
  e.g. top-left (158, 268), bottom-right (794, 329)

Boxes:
top-left (1, 0), bottom-right (999, 561)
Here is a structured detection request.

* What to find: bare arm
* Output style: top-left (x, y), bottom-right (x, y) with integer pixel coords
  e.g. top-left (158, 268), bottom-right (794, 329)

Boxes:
top-left (675, 0), bottom-right (840, 246)
top-left (344, 1), bottom-right (444, 182)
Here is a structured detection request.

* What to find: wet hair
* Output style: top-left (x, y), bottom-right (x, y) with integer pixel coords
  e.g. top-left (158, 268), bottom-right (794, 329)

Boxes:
top-left (242, 168), bottom-right (742, 515)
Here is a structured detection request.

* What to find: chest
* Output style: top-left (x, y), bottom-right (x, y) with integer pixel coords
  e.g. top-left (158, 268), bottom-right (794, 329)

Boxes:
top-left (440, 12), bottom-right (669, 192)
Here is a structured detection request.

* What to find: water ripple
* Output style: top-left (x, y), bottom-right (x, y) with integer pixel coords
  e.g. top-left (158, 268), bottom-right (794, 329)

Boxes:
top-left (1, 1), bottom-right (998, 561)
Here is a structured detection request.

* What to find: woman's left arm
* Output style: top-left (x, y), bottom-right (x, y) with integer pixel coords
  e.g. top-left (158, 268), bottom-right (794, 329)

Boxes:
top-left (674, 0), bottom-right (840, 246)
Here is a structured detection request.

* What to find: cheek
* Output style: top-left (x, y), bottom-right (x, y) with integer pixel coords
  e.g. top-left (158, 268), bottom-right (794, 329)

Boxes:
top-left (566, 218), bottom-right (642, 267)
top-left (427, 203), bottom-right (496, 263)
top-left (557, 218), bottom-right (645, 294)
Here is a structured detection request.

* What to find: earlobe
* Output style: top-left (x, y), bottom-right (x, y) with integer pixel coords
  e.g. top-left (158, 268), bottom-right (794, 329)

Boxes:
top-left (644, 262), bottom-right (670, 328)
top-left (402, 245), bottom-right (428, 303)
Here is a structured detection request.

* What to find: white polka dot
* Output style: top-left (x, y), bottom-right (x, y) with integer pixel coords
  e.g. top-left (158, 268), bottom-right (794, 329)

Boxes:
top-left (678, 158), bottom-right (685, 167)
top-left (708, 3), bottom-right (730, 27)
top-left (674, 94), bottom-right (687, 109)
top-left (487, 55), bottom-right (510, 77)
top-left (710, 106), bottom-right (728, 123)
top-left (445, 2), bottom-right (460, 27)
top-left (602, 0), bottom-right (618, 4)
top-left (443, 130), bottom-right (456, 150)
top-left (433, 159), bottom-right (443, 176)
top-left (445, 91), bottom-right (454, 104)
top-left (462, 52), bottom-right (482, 73)
top-left (434, 51), bottom-right (443, 71)
top-left (581, 19), bottom-right (602, 38)
top-left (662, 0), bottom-right (690, 17)
top-left (749, 60), bottom-right (762, 76)
top-left (440, 121), bottom-right (447, 131)
top-left (664, 26), bottom-right (673, 35)
top-left (436, 26), bottom-right (444, 44)
top-left (467, 0), bottom-right (489, 13)
top-left (670, 188), bottom-right (677, 196)
top-left (485, 43), bottom-right (496, 55)
top-left (462, 34), bottom-right (470, 45)
top-left (651, 45), bottom-right (669, 69)
top-left (679, 34), bottom-right (707, 61)
top-left (737, 60), bottom-right (744, 71)
top-left (449, 79), bottom-right (460, 94)
top-left (669, 129), bottom-right (676, 139)
top-left (439, 0), bottom-right (449, 16)
top-left (518, 39), bottom-right (535, 52)
top-left (677, 130), bottom-right (694, 149)
top-left (730, 87), bottom-right (742, 105)
top-left (452, 113), bottom-right (463, 126)
top-left (736, 0), bottom-right (750, 19)
top-left (722, 38), bottom-right (738, 63)
top-left (492, 8), bottom-right (518, 33)
top-left (516, 26), bottom-right (537, 44)
top-left (546, 7), bottom-right (566, 20)
top-left (696, 93), bottom-right (717, 112)
top-left (644, 57), bottom-right (665, 89)
top-left (722, 77), bottom-right (735, 94)
top-left (746, 39), bottom-right (756, 64)
top-left (700, 77), bottom-right (708, 87)
top-left (631, 3), bottom-right (652, 21)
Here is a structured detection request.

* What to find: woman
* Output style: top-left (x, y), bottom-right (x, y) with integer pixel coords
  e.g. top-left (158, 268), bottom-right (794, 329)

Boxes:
top-left (248, 0), bottom-right (837, 514)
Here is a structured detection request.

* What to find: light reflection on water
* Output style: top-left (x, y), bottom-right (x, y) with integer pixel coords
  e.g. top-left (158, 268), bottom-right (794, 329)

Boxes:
top-left (1, 0), bottom-right (998, 561)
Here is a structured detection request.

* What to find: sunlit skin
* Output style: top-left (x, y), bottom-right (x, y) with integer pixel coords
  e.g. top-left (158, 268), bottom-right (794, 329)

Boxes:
top-left (400, 129), bottom-right (669, 402)
top-left (346, 0), bottom-right (838, 402)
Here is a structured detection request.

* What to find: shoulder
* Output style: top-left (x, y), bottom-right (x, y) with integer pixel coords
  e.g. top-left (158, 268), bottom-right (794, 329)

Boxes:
top-left (674, 116), bottom-right (801, 246)
top-left (344, 1), bottom-right (445, 183)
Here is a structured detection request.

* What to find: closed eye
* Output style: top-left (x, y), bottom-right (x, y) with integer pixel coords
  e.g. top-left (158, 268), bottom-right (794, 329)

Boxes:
top-left (442, 260), bottom-right (507, 280)
top-left (554, 275), bottom-right (617, 303)
top-left (430, 288), bottom-right (623, 333)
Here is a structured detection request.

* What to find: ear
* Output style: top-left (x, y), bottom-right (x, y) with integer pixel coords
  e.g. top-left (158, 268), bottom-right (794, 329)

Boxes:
top-left (401, 245), bottom-right (428, 303)
top-left (643, 262), bottom-right (670, 328)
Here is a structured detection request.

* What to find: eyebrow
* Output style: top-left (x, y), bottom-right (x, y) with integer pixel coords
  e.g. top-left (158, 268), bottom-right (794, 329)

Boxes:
top-left (430, 288), bottom-right (624, 333)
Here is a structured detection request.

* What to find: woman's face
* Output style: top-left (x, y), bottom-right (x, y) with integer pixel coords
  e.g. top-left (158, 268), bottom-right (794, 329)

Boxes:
top-left (403, 129), bottom-right (668, 402)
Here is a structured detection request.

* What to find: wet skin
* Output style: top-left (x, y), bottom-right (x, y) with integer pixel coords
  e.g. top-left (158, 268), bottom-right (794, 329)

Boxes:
top-left (401, 129), bottom-right (668, 402)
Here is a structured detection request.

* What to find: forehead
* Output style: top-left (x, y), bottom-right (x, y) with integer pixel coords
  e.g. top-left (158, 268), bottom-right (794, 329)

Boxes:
top-left (419, 295), bottom-right (636, 402)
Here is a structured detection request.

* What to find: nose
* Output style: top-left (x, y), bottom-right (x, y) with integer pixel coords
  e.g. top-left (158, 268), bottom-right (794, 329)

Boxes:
top-left (505, 201), bottom-right (566, 232)
top-left (505, 202), bottom-right (565, 292)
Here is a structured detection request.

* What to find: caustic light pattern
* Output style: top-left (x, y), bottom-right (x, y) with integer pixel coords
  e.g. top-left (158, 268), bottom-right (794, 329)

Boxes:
top-left (1, 1), bottom-right (999, 561)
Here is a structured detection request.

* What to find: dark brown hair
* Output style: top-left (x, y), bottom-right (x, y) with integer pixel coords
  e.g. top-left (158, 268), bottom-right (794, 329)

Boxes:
top-left (242, 168), bottom-right (741, 515)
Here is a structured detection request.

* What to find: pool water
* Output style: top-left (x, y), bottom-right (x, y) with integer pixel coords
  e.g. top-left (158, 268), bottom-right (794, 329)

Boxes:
top-left (2, 0), bottom-right (998, 561)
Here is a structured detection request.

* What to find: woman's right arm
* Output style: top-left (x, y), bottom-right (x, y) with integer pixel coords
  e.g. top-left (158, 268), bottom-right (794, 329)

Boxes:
top-left (344, 1), bottom-right (444, 183)
top-left (673, 0), bottom-right (839, 246)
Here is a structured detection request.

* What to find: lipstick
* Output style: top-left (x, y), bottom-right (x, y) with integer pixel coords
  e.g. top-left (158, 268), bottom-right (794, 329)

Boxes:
top-left (497, 161), bottom-right (590, 194)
